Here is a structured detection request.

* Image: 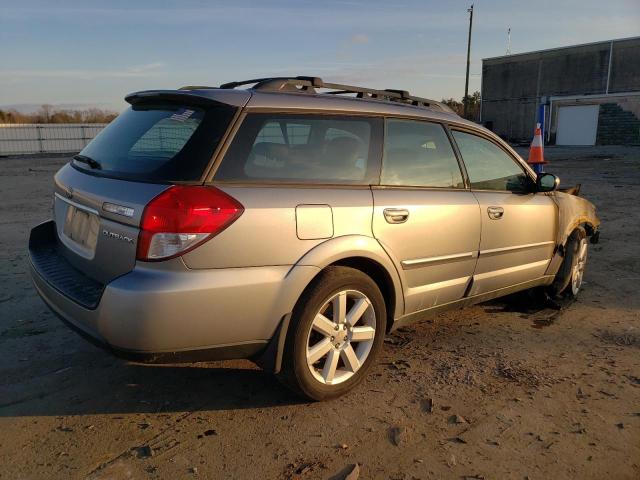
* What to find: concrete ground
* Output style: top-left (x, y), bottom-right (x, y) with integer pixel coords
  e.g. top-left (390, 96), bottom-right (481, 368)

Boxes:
top-left (0, 147), bottom-right (638, 479)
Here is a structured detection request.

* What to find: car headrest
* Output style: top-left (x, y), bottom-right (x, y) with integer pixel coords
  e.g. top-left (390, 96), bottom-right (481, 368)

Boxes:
top-left (251, 142), bottom-right (289, 160)
top-left (325, 136), bottom-right (361, 157)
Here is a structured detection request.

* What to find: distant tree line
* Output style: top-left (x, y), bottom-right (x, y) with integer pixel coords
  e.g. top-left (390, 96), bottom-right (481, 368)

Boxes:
top-left (441, 91), bottom-right (481, 121)
top-left (0, 104), bottom-right (118, 124)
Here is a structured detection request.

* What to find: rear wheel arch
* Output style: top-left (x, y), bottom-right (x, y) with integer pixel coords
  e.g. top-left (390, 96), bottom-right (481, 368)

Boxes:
top-left (277, 265), bottom-right (388, 400)
top-left (287, 255), bottom-right (399, 330)
top-left (294, 235), bottom-right (404, 319)
top-left (330, 257), bottom-right (397, 333)
top-left (256, 248), bottom-right (403, 374)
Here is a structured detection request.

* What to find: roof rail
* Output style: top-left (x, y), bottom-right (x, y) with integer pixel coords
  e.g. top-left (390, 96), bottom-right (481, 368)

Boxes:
top-left (218, 76), bottom-right (454, 113)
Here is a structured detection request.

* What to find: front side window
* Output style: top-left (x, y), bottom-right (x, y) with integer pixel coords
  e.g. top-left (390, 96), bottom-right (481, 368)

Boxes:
top-left (215, 114), bottom-right (381, 184)
top-left (381, 119), bottom-right (464, 188)
top-left (452, 130), bottom-right (530, 192)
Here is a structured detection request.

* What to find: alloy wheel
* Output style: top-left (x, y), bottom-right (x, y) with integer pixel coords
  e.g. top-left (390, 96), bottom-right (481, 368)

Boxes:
top-left (305, 289), bottom-right (376, 385)
top-left (571, 237), bottom-right (588, 295)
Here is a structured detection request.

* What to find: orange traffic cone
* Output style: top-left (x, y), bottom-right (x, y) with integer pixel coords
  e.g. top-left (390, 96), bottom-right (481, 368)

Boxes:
top-left (528, 123), bottom-right (546, 173)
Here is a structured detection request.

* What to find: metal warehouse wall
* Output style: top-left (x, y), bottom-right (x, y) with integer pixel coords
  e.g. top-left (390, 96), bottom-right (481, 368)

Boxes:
top-left (609, 38), bottom-right (640, 93)
top-left (481, 37), bottom-right (640, 142)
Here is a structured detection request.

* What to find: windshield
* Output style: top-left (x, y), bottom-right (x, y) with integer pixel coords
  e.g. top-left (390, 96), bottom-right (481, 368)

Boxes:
top-left (75, 102), bottom-right (236, 182)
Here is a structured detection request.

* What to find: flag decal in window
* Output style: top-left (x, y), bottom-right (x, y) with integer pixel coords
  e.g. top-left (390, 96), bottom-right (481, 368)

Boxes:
top-left (170, 109), bottom-right (195, 122)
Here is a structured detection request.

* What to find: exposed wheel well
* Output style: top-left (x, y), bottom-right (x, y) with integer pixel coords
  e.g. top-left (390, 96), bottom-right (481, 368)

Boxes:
top-left (565, 224), bottom-right (589, 248)
top-left (582, 222), bottom-right (597, 238)
top-left (559, 224), bottom-right (591, 255)
top-left (329, 257), bottom-right (396, 332)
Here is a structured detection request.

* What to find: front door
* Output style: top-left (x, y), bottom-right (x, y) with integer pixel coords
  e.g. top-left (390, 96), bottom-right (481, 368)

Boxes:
top-left (372, 119), bottom-right (481, 314)
top-left (450, 130), bottom-right (557, 296)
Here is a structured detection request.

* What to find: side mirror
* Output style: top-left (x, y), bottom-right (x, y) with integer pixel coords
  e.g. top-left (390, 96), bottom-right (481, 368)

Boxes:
top-left (536, 173), bottom-right (559, 192)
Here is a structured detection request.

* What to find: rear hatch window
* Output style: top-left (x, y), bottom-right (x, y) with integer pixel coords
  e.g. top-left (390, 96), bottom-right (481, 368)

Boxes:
top-left (74, 102), bottom-right (236, 182)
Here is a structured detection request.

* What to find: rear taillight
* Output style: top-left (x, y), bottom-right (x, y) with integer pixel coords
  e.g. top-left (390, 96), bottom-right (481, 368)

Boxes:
top-left (136, 186), bottom-right (243, 261)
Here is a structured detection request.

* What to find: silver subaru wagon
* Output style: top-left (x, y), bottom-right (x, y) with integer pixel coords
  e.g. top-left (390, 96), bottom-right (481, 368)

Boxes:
top-left (29, 76), bottom-right (600, 400)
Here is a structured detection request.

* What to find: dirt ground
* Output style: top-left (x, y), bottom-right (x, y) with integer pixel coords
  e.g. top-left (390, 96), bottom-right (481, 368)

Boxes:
top-left (0, 146), bottom-right (638, 480)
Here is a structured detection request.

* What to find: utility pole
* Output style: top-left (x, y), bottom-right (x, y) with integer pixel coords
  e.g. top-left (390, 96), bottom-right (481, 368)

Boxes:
top-left (463, 4), bottom-right (474, 118)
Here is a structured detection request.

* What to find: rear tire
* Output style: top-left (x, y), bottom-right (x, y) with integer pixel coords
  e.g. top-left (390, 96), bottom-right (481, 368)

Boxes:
top-left (278, 266), bottom-right (386, 401)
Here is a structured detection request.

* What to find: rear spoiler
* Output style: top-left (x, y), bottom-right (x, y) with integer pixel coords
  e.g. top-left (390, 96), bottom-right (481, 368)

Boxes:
top-left (125, 89), bottom-right (251, 108)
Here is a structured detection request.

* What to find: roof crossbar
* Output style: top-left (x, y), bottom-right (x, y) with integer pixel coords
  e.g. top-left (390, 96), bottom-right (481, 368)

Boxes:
top-left (218, 76), bottom-right (453, 113)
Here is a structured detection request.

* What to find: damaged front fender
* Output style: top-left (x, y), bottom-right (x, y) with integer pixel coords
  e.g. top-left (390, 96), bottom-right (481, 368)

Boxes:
top-left (545, 190), bottom-right (600, 276)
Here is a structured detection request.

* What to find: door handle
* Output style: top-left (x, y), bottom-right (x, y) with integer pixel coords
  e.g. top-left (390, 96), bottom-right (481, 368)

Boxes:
top-left (383, 208), bottom-right (410, 224)
top-left (487, 206), bottom-right (504, 220)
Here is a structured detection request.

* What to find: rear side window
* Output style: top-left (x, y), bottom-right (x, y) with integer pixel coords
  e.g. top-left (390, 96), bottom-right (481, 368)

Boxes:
top-left (215, 114), bottom-right (382, 184)
top-left (381, 119), bottom-right (464, 188)
top-left (256, 122), bottom-right (311, 145)
top-left (452, 130), bottom-right (530, 192)
top-left (75, 102), bottom-right (236, 182)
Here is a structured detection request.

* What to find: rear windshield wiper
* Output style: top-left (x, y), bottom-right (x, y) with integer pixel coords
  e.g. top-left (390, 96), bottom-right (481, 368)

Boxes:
top-left (73, 154), bottom-right (102, 170)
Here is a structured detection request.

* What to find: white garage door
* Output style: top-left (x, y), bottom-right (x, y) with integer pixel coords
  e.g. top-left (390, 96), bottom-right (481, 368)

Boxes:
top-left (556, 105), bottom-right (599, 146)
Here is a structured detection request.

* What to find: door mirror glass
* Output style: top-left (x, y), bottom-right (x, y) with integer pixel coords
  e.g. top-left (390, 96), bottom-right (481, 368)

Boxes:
top-left (536, 173), bottom-right (559, 192)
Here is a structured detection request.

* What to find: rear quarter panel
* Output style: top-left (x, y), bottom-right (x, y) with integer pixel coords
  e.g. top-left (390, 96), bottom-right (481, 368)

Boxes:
top-left (181, 186), bottom-right (374, 268)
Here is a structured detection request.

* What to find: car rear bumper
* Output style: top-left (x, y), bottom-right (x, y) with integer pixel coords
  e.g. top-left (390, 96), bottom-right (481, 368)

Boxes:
top-left (29, 220), bottom-right (318, 361)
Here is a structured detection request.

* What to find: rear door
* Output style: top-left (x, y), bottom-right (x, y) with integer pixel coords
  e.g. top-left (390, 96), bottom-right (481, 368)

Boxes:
top-left (450, 129), bottom-right (557, 295)
top-left (372, 119), bottom-right (481, 314)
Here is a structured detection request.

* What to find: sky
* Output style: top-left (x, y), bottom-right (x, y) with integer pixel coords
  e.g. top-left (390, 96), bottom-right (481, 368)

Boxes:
top-left (1, 0), bottom-right (639, 113)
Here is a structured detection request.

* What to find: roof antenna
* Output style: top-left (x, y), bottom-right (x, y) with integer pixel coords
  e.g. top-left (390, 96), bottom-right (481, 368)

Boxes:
top-left (506, 27), bottom-right (512, 55)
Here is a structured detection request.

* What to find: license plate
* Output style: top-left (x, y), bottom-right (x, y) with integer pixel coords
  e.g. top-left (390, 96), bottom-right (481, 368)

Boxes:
top-left (63, 205), bottom-right (99, 252)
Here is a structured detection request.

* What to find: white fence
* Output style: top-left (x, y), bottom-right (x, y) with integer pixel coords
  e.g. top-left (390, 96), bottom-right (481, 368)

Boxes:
top-left (0, 124), bottom-right (108, 155)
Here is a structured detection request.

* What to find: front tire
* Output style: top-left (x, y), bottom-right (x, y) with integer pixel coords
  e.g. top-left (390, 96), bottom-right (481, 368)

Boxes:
top-left (550, 227), bottom-right (588, 299)
top-left (567, 231), bottom-right (588, 297)
top-left (278, 266), bottom-right (387, 401)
